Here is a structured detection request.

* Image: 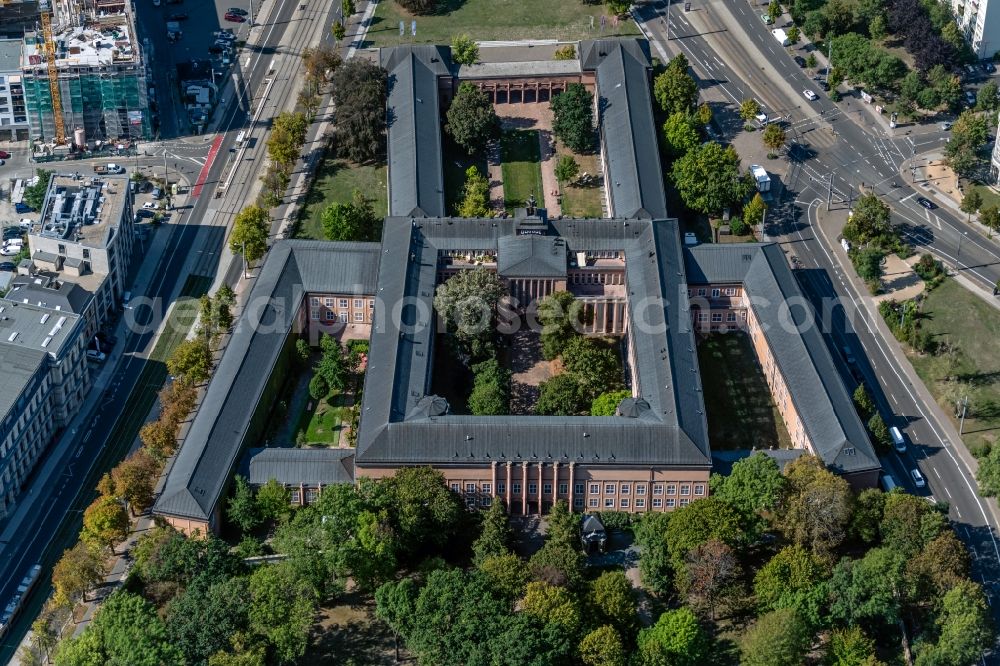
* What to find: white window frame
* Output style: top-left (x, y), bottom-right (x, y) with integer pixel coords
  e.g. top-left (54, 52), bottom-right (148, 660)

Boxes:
top-left (605, 483), bottom-right (616, 495)
top-left (589, 498), bottom-right (599, 508)
top-left (604, 498), bottom-right (615, 508)
top-left (620, 498), bottom-right (629, 508)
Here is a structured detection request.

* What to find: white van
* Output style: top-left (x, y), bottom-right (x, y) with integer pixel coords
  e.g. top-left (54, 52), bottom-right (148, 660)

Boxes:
top-left (880, 473), bottom-right (898, 492)
top-left (890, 426), bottom-right (906, 453)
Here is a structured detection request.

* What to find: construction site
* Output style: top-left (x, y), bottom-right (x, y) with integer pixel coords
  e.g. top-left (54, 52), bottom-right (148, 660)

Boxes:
top-left (19, 0), bottom-right (150, 157)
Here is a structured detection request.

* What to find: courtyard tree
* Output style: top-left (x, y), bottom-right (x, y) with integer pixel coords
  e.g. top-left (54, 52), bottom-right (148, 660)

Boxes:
top-left (762, 123), bottom-right (786, 151)
top-left (446, 82), bottom-right (500, 155)
top-left (451, 34), bottom-right (479, 65)
top-left (322, 189), bottom-right (381, 241)
top-left (671, 142), bottom-right (752, 215)
top-left (230, 204), bottom-right (270, 266)
top-left (578, 625), bottom-right (628, 666)
top-left (473, 501), bottom-right (513, 564)
top-left (256, 478), bottom-right (292, 524)
top-left (308, 373), bottom-right (328, 400)
top-left (82, 495), bottom-right (129, 552)
top-left (468, 357), bottom-right (511, 415)
top-left (228, 475), bottom-right (262, 533)
top-left (535, 373), bottom-right (586, 416)
top-left (536, 290), bottom-right (589, 359)
top-left (739, 98), bottom-right (762, 121)
top-left (654, 54), bottom-right (698, 115)
top-left (739, 608), bottom-right (811, 666)
top-left (591, 388), bottom-right (633, 416)
top-left (662, 112), bottom-right (700, 158)
top-left (665, 496), bottom-right (744, 577)
top-left (316, 334), bottom-right (349, 394)
top-left (331, 59), bottom-right (388, 163)
top-left (554, 154), bottom-right (580, 183)
top-left (961, 189), bottom-right (982, 224)
top-left (168, 338), bottom-right (213, 384)
top-left (434, 267), bottom-right (507, 359)
top-left (551, 83), bottom-right (594, 153)
top-left (562, 336), bottom-right (624, 402)
top-left (458, 166), bottom-right (491, 217)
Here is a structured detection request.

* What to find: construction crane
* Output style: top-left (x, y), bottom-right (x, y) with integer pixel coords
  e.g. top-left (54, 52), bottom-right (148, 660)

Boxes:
top-left (40, 8), bottom-right (66, 144)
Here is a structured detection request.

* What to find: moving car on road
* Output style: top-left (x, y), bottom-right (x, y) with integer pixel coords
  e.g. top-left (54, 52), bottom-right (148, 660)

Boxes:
top-left (802, 89), bottom-right (819, 101)
top-left (917, 197), bottom-right (936, 209)
top-left (0, 150), bottom-right (10, 159)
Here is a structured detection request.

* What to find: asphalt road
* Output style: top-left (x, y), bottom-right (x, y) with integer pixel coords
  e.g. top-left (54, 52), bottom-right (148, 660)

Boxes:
top-left (0, 0), bottom-right (306, 656)
top-left (636, 0), bottom-right (1000, 645)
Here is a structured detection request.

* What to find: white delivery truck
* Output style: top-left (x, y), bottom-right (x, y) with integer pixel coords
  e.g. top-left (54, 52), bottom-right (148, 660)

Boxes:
top-left (750, 165), bottom-right (771, 192)
top-left (772, 28), bottom-right (790, 46)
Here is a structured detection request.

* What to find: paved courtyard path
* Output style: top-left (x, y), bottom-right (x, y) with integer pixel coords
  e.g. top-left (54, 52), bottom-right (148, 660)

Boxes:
top-left (496, 103), bottom-right (562, 216)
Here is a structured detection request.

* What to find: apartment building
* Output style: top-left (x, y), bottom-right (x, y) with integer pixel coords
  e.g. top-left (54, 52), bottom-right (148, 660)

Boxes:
top-left (24, 174), bottom-right (134, 335)
top-left (0, 39), bottom-right (29, 141)
top-left (0, 300), bottom-right (89, 518)
top-left (0, 1), bottom-right (40, 40)
top-left (20, 0), bottom-right (150, 144)
top-left (950, 0), bottom-right (1000, 58)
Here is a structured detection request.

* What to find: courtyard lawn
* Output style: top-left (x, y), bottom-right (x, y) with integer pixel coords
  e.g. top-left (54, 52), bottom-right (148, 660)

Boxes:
top-left (296, 393), bottom-right (350, 445)
top-left (697, 332), bottom-right (793, 450)
top-left (556, 149), bottom-right (604, 218)
top-left (365, 0), bottom-right (638, 48)
top-left (297, 158), bottom-right (387, 240)
top-left (500, 130), bottom-right (544, 209)
top-left (908, 278), bottom-right (1000, 454)
top-left (443, 137), bottom-right (489, 216)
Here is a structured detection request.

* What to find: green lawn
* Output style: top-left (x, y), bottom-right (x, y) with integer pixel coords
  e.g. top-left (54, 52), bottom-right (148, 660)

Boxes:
top-left (500, 130), bottom-right (544, 209)
top-left (697, 332), bottom-right (793, 450)
top-left (908, 278), bottom-right (1000, 454)
top-left (297, 158), bottom-right (387, 240)
top-left (443, 137), bottom-right (489, 215)
top-left (365, 0), bottom-right (638, 48)
top-left (557, 148), bottom-right (604, 218)
top-left (965, 182), bottom-right (1000, 213)
top-left (297, 393), bottom-right (350, 445)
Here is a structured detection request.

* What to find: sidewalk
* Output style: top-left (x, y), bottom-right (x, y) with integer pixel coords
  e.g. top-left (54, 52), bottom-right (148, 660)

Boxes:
top-left (813, 203), bottom-right (1000, 529)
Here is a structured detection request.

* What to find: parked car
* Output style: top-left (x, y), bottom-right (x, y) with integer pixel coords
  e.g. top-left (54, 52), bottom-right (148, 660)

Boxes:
top-left (214, 30), bottom-right (236, 41)
top-left (227, 6), bottom-right (248, 15)
top-left (802, 89), bottom-right (819, 101)
top-left (3, 228), bottom-right (23, 240)
top-left (14, 203), bottom-right (32, 214)
top-left (793, 55), bottom-right (807, 68)
top-left (965, 90), bottom-right (977, 105)
top-left (97, 331), bottom-right (118, 347)
top-left (0, 150), bottom-right (10, 159)
top-left (911, 468), bottom-right (926, 488)
top-left (917, 197), bottom-right (936, 209)
top-left (760, 12), bottom-right (773, 23)
top-left (984, 61), bottom-right (997, 73)
top-left (0, 262), bottom-right (15, 272)
top-left (224, 12), bottom-right (246, 22)
top-left (940, 121), bottom-right (952, 131)
top-left (168, 12), bottom-right (188, 19)
top-left (86, 349), bottom-right (106, 362)
top-left (151, 187), bottom-right (163, 199)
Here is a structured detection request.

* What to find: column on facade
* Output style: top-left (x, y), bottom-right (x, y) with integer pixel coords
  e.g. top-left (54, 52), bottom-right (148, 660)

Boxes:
top-left (521, 462), bottom-right (528, 515)
top-left (612, 300), bottom-right (619, 334)
top-left (299, 482), bottom-right (305, 506)
top-left (490, 461), bottom-right (497, 505)
top-left (505, 462), bottom-right (513, 511)
top-left (568, 462), bottom-right (576, 511)
top-left (552, 462), bottom-right (560, 508)
top-left (537, 462), bottom-right (544, 514)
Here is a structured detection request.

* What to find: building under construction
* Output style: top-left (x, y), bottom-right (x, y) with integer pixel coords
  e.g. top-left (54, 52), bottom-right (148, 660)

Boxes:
top-left (20, 0), bottom-right (150, 148)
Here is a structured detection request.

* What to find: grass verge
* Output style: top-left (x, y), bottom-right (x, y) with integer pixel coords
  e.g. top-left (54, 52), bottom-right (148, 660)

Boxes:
top-left (365, 0), bottom-right (638, 48)
top-left (297, 158), bottom-right (388, 240)
top-left (500, 129), bottom-right (544, 209)
top-left (908, 278), bottom-right (1000, 454)
top-left (697, 332), bottom-right (793, 450)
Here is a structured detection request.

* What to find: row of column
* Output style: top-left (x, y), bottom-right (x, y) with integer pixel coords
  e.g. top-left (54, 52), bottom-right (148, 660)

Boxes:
top-left (579, 299), bottom-right (626, 335)
top-left (490, 460), bottom-right (577, 514)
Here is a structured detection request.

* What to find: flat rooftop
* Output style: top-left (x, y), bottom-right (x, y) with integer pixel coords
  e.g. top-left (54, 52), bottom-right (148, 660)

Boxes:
top-left (33, 175), bottom-right (128, 248)
top-left (22, 8), bottom-right (138, 69)
top-left (0, 38), bottom-right (22, 73)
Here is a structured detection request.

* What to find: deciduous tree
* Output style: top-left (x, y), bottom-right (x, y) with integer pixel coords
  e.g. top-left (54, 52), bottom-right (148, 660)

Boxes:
top-left (637, 607), bottom-right (710, 666)
top-left (52, 542), bottom-right (106, 606)
top-left (256, 478), bottom-right (292, 524)
top-left (554, 154), bottom-right (580, 183)
top-left (777, 454), bottom-right (853, 557)
top-left (762, 123), bottom-right (786, 151)
top-left (915, 580), bottom-right (992, 665)
top-left (843, 192), bottom-right (891, 246)
top-left (741, 192), bottom-right (767, 238)
top-left (321, 189), bottom-right (381, 241)
top-left (739, 608), bottom-right (811, 666)
top-left (451, 34), bottom-right (479, 65)
top-left (961, 189), bottom-right (983, 224)
top-left (579, 625), bottom-right (628, 666)
top-left (167, 337), bottom-right (213, 384)
top-left (827, 626), bottom-right (883, 666)
top-left (446, 83), bottom-right (499, 155)
top-left (139, 419), bottom-right (177, 460)
top-left (458, 165), bottom-right (491, 217)
top-left (247, 562), bottom-right (318, 663)
top-left (753, 544), bottom-right (828, 628)
top-left (551, 83), bottom-right (594, 153)
top-left (230, 205), bottom-right (270, 266)
top-left (111, 448), bottom-right (159, 515)
top-left (478, 552), bottom-right (530, 599)
top-left (331, 59), bottom-right (388, 163)
top-left (535, 373), bottom-right (586, 416)
top-left (521, 581), bottom-right (583, 636)
top-left (740, 98), bottom-right (762, 121)
top-left (228, 475), bottom-right (261, 533)
top-left (682, 539), bottom-right (741, 620)
top-left (591, 388), bottom-right (633, 416)
top-left (82, 495), bottom-right (129, 552)
top-left (473, 501), bottom-right (513, 564)
top-left (561, 335), bottom-right (623, 402)
top-left (587, 571), bottom-right (638, 635)
top-left (829, 547), bottom-right (906, 626)
top-left (468, 357), bottom-right (510, 415)
top-left (654, 54), bottom-right (698, 115)
top-left (537, 291), bottom-right (589, 359)
top-left (434, 267), bottom-right (507, 359)
top-left (662, 112), bottom-right (701, 158)
top-left (671, 142), bottom-right (752, 215)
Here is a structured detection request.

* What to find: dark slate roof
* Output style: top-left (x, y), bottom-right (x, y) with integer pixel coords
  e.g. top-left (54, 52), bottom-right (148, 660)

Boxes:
top-left (685, 244), bottom-right (880, 475)
top-left (7, 275), bottom-right (92, 315)
top-left (580, 39), bottom-right (667, 220)
top-left (153, 240), bottom-right (381, 523)
top-left (581, 513), bottom-right (606, 535)
top-left (711, 449), bottom-right (806, 476)
top-left (496, 235), bottom-right (568, 278)
top-left (246, 447), bottom-right (355, 486)
top-left (355, 216), bottom-right (711, 469)
top-left (381, 45), bottom-right (450, 218)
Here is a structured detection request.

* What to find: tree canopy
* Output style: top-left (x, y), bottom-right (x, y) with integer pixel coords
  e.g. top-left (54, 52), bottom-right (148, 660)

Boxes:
top-left (671, 142), bottom-right (752, 215)
top-left (551, 83), bottom-right (594, 153)
top-left (654, 54), bottom-right (698, 115)
top-left (331, 59), bottom-right (388, 163)
top-left (322, 189), bottom-right (381, 241)
top-left (446, 83), bottom-right (500, 155)
top-left (230, 205), bottom-right (270, 266)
